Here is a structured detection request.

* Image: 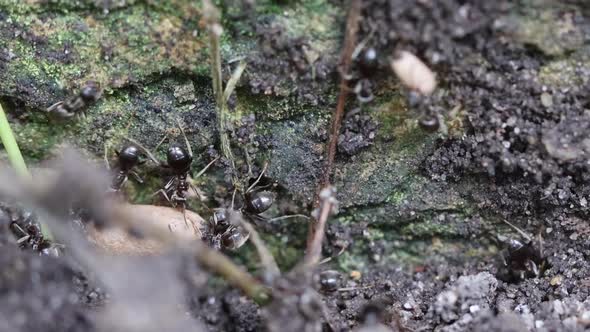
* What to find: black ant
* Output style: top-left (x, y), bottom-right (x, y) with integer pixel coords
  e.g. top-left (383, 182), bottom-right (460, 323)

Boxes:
top-left (105, 143), bottom-right (147, 193)
top-left (47, 81), bottom-right (102, 118)
top-left (497, 220), bottom-right (548, 282)
top-left (407, 91), bottom-right (440, 132)
top-left (8, 210), bottom-right (60, 256)
top-left (350, 46), bottom-right (379, 104)
top-left (206, 167), bottom-right (308, 251)
top-left (207, 167), bottom-right (277, 250)
top-left (136, 121), bottom-right (217, 234)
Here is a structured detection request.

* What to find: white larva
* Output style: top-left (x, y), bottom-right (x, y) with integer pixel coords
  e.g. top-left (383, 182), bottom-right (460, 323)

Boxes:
top-left (390, 51), bottom-right (437, 95)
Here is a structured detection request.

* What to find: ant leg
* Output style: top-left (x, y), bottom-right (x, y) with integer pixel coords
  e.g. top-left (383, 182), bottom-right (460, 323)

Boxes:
top-left (180, 204), bottom-right (203, 238)
top-left (223, 60), bottom-right (247, 103)
top-left (188, 182), bottom-right (206, 202)
top-left (176, 118), bottom-right (193, 157)
top-left (318, 244), bottom-right (348, 265)
top-left (351, 25), bottom-right (376, 60)
top-left (152, 188), bottom-right (172, 205)
top-left (129, 171), bottom-right (144, 184)
top-left (46, 101), bottom-right (64, 113)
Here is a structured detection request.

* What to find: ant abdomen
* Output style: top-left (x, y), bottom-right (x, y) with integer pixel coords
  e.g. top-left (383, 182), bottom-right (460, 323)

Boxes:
top-left (245, 191), bottom-right (274, 214)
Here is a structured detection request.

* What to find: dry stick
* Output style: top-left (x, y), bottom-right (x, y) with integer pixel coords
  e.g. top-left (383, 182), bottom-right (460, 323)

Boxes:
top-left (195, 241), bottom-right (271, 304)
top-left (307, 0), bottom-right (361, 250)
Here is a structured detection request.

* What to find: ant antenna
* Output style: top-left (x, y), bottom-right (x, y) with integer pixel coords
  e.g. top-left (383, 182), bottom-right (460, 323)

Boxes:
top-left (351, 28), bottom-right (375, 59)
top-left (193, 156), bottom-right (220, 179)
top-left (153, 134), bottom-right (168, 152)
top-left (175, 118), bottom-right (193, 157)
top-left (124, 136), bottom-right (161, 165)
top-left (501, 219), bottom-right (532, 242)
top-left (231, 188), bottom-right (238, 210)
top-left (266, 214), bottom-right (310, 222)
top-left (246, 162), bottom-right (269, 193)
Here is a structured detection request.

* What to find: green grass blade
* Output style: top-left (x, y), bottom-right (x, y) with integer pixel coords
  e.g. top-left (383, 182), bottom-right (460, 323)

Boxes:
top-left (0, 102), bottom-right (53, 240)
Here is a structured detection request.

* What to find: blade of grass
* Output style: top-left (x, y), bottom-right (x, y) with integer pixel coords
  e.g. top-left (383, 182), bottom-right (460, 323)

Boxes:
top-left (0, 102), bottom-right (53, 239)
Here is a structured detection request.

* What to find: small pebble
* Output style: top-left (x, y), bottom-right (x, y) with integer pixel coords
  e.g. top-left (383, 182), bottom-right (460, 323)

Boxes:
top-left (540, 92), bottom-right (553, 107)
top-left (550, 275), bottom-right (563, 286)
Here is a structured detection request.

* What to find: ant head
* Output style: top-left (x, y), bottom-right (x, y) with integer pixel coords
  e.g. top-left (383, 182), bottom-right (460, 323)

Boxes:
top-left (80, 81), bottom-right (101, 102)
top-left (118, 145), bottom-right (140, 170)
top-left (245, 191), bottom-right (274, 214)
top-left (419, 114), bottom-right (440, 132)
top-left (167, 144), bottom-right (192, 173)
top-left (211, 209), bottom-right (230, 233)
top-left (358, 47), bottom-right (378, 76)
top-left (507, 238), bottom-right (525, 253)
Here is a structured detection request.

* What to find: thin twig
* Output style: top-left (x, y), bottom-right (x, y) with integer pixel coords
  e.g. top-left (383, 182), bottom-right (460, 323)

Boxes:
top-left (308, 0), bottom-right (361, 249)
top-left (304, 186), bottom-right (337, 266)
top-left (203, 0), bottom-right (237, 180)
top-left (194, 241), bottom-right (271, 304)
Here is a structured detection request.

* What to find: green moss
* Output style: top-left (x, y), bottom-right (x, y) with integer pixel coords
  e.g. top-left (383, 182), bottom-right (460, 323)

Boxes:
top-left (12, 112), bottom-right (81, 162)
top-left (400, 220), bottom-right (455, 238)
